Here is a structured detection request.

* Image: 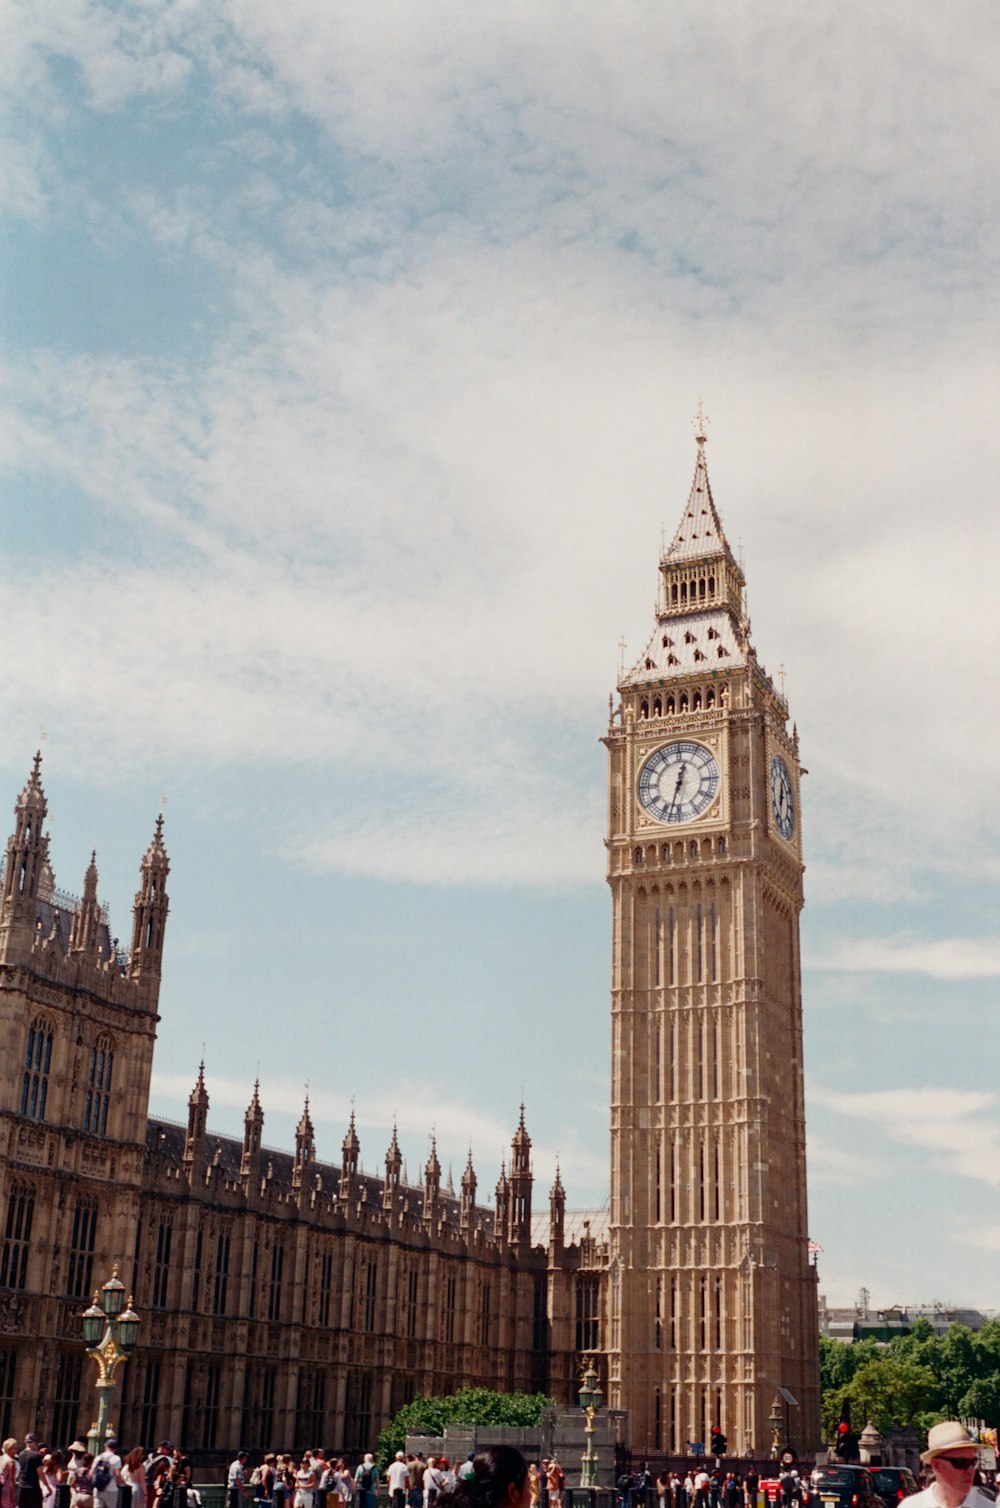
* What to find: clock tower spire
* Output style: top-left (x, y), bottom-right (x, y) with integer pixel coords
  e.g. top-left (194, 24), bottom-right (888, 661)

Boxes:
top-left (605, 427), bottom-right (819, 1455)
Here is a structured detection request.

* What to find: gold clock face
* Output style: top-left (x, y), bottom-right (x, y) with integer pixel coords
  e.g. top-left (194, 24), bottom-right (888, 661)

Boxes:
top-left (637, 741), bottom-right (720, 824)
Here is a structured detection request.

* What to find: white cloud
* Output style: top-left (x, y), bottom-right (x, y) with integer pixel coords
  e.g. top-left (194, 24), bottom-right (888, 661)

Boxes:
top-left (810, 1084), bottom-right (1000, 1189)
top-left (809, 935), bottom-right (1000, 980)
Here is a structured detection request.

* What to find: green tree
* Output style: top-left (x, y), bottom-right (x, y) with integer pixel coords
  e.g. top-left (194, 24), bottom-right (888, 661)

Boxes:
top-left (375, 1388), bottom-right (553, 1469)
top-left (958, 1373), bottom-right (1000, 1428)
top-left (848, 1357), bottom-right (938, 1434)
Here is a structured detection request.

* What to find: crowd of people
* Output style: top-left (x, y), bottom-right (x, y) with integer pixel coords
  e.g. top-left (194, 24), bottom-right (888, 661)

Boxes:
top-left (0, 1434), bottom-right (196, 1508)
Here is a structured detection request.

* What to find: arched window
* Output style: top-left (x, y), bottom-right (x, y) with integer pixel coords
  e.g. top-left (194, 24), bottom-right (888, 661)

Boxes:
top-left (699, 578), bottom-right (706, 598)
top-left (653, 697), bottom-right (662, 717)
top-left (706, 688), bottom-right (715, 708)
top-left (708, 575), bottom-right (715, 595)
top-left (0, 1183), bottom-right (34, 1289)
top-left (66, 1199), bottom-right (98, 1299)
top-left (21, 1019), bottom-right (53, 1121)
top-left (666, 696), bottom-right (675, 715)
top-left (671, 584), bottom-right (678, 604)
top-left (693, 690), bottom-right (702, 710)
top-left (640, 699), bottom-right (649, 720)
top-left (83, 1036), bottom-right (114, 1136)
top-left (679, 693), bottom-right (689, 713)
top-left (681, 582), bottom-right (688, 603)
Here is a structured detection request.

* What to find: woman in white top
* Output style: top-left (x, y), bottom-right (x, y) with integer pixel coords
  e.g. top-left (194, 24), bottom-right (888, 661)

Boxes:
top-left (121, 1452), bottom-right (147, 1508)
top-left (294, 1460), bottom-right (317, 1508)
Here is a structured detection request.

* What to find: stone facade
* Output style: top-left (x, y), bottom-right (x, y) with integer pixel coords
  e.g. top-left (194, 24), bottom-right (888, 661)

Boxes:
top-left (0, 431), bottom-right (821, 1461)
top-left (604, 431), bottom-right (820, 1455)
top-left (0, 758), bottom-right (598, 1456)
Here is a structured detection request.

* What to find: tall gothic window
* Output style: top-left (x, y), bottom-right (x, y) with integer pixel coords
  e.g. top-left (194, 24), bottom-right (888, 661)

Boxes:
top-left (480, 1280), bottom-right (492, 1348)
top-left (0, 1349), bottom-right (15, 1439)
top-left (318, 1248), bottom-right (334, 1327)
top-left (202, 1365), bottom-right (221, 1449)
top-left (307, 1372), bottom-right (327, 1446)
top-left (575, 1275), bottom-right (600, 1352)
top-left (21, 1019), bottom-right (53, 1120)
top-left (406, 1266), bottom-right (419, 1339)
top-left (267, 1244), bottom-right (284, 1322)
top-left (212, 1226), bottom-right (231, 1316)
top-left (152, 1219), bottom-right (172, 1309)
top-left (83, 1039), bottom-right (114, 1135)
top-left (51, 1352), bottom-right (83, 1450)
top-left (441, 1270), bottom-right (456, 1343)
top-left (0, 1183), bottom-right (34, 1289)
top-left (66, 1200), bottom-right (98, 1299)
top-left (364, 1258), bottom-right (378, 1331)
top-left (139, 1359), bottom-right (161, 1449)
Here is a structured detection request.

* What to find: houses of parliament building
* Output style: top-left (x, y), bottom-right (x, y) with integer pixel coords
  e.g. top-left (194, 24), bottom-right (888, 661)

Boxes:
top-left (0, 432), bottom-right (819, 1460)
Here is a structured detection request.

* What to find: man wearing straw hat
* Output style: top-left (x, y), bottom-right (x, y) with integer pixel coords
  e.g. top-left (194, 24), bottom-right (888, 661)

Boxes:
top-left (908, 1422), bottom-right (990, 1508)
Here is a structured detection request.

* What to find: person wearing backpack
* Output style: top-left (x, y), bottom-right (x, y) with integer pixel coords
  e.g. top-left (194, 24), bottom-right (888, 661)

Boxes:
top-left (94, 1444), bottom-right (121, 1508)
top-left (352, 1460), bottom-right (378, 1508)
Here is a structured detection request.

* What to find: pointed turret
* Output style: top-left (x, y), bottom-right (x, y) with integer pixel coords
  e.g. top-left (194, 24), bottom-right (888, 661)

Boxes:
top-left (508, 1104), bottom-right (533, 1251)
top-left (240, 1080), bottom-right (263, 1180)
top-left (495, 1158), bottom-right (510, 1246)
top-left (383, 1124), bottom-right (402, 1217)
top-left (293, 1094), bottom-right (315, 1189)
top-left (0, 753), bottom-right (50, 935)
top-left (69, 851), bottom-right (101, 954)
top-left (128, 814), bottom-right (169, 988)
top-left (339, 1109), bottom-right (360, 1204)
top-left (623, 426), bottom-right (751, 691)
top-left (549, 1162), bottom-right (566, 1256)
top-left (423, 1135), bottom-right (441, 1228)
top-left (183, 1061), bottom-right (208, 1166)
top-left (460, 1147), bottom-right (477, 1233)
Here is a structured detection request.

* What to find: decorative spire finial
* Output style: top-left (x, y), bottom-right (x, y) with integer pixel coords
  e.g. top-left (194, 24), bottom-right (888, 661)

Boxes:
top-left (694, 398), bottom-right (709, 446)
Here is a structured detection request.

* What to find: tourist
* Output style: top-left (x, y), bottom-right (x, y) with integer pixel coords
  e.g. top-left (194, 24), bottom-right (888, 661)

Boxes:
top-left (354, 1457), bottom-right (378, 1508)
top-left (437, 1448), bottom-right (530, 1508)
top-left (527, 1467), bottom-right (540, 1508)
top-left (71, 1456), bottom-right (96, 1508)
top-left (122, 1453), bottom-right (147, 1508)
top-left (1, 1441), bottom-right (17, 1508)
top-left (387, 1454), bottom-right (410, 1508)
top-left (908, 1423), bottom-right (991, 1508)
top-left (17, 1435), bottom-right (45, 1508)
top-left (294, 1457), bottom-right (317, 1508)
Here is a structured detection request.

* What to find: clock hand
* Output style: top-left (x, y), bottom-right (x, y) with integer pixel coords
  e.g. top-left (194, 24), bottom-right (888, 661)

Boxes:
top-left (666, 764), bottom-right (685, 819)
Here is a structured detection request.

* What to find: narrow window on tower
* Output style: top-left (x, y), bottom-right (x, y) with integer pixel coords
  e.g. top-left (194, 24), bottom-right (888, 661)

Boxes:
top-left (699, 1141), bottom-right (706, 1221)
top-left (655, 1145), bottom-right (662, 1223)
top-left (715, 1278), bottom-right (723, 1350)
top-left (267, 1243), bottom-right (284, 1322)
top-left (21, 1019), bottom-right (53, 1121)
top-left (66, 1200), bottom-right (98, 1299)
top-left (696, 904), bottom-right (703, 981)
top-left (714, 1142), bottom-right (722, 1221)
top-left (670, 1017), bottom-right (677, 1100)
top-left (698, 1019), bottom-right (705, 1099)
top-left (669, 1141), bottom-right (677, 1224)
top-left (655, 1275), bottom-right (663, 1350)
top-left (671, 1388), bottom-right (678, 1453)
top-left (699, 1277), bottom-right (707, 1348)
top-left (212, 1226), bottom-right (231, 1316)
top-left (318, 1248), bottom-right (334, 1327)
top-left (83, 1038), bottom-right (114, 1136)
top-left (654, 1387), bottom-right (662, 1450)
top-left (713, 1019), bottom-right (720, 1098)
top-left (670, 1276), bottom-right (677, 1350)
top-left (0, 1183), bottom-right (34, 1290)
top-left (192, 1227), bottom-right (203, 1309)
top-left (710, 901), bottom-right (718, 982)
top-left (668, 907), bottom-right (676, 986)
top-left (152, 1219), bottom-right (172, 1309)
top-left (655, 905), bottom-right (662, 988)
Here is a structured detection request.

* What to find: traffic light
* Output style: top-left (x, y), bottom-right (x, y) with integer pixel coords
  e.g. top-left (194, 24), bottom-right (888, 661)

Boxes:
top-left (711, 1427), bottom-right (727, 1456)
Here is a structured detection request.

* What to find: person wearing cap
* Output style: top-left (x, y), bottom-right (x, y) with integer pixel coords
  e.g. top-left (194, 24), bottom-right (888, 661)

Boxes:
top-left (17, 1437), bottom-right (44, 1508)
top-left (386, 1454), bottom-right (409, 1508)
top-left (908, 1422), bottom-right (991, 1508)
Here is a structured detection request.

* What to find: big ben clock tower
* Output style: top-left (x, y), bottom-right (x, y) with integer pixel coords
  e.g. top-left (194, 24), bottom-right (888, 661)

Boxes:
top-left (605, 419), bottom-right (820, 1456)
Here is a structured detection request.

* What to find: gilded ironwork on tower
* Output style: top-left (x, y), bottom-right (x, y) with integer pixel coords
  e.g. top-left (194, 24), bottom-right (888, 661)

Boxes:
top-left (604, 430), bottom-right (820, 1454)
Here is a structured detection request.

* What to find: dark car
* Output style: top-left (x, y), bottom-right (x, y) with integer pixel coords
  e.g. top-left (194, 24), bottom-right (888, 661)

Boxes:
top-left (869, 1469), bottom-right (919, 1506)
top-left (807, 1466), bottom-right (882, 1508)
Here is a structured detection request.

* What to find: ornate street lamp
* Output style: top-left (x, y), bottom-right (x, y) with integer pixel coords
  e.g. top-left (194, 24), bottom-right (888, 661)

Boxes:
top-left (80, 1266), bottom-right (141, 1456)
top-left (578, 1359), bottom-right (604, 1489)
top-left (768, 1394), bottom-right (783, 1459)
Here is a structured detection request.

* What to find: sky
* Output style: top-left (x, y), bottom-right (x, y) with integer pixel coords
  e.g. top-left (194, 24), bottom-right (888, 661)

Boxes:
top-left (1, 0), bottom-right (998, 1310)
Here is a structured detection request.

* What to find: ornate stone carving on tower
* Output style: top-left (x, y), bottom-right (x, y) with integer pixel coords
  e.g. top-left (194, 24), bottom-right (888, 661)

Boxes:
top-left (604, 423), bottom-right (820, 1454)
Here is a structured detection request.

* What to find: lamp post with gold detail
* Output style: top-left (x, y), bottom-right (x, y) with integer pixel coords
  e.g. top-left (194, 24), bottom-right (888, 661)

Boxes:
top-left (578, 1359), bottom-right (603, 1488)
top-left (80, 1267), bottom-right (141, 1456)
